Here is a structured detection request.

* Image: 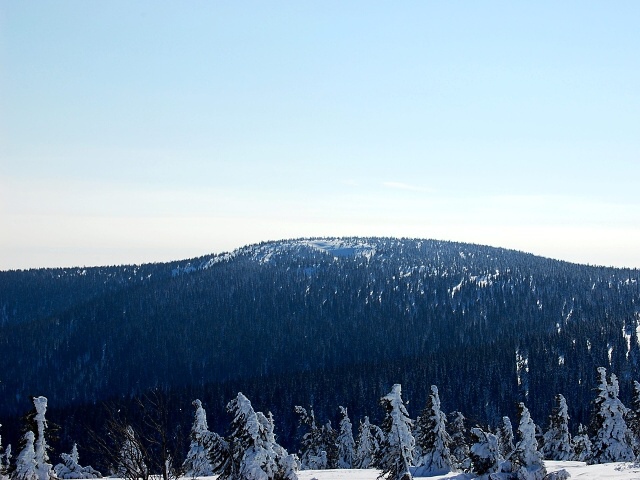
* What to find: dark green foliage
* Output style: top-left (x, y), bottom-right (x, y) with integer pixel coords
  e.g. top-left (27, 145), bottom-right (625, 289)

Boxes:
top-left (1, 237), bottom-right (640, 462)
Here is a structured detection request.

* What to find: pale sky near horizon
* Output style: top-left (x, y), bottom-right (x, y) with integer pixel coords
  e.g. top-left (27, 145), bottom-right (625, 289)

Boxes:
top-left (2, 1), bottom-right (639, 270)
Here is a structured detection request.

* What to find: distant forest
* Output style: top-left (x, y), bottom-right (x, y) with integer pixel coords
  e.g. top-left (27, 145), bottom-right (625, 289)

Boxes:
top-left (1, 237), bottom-right (639, 463)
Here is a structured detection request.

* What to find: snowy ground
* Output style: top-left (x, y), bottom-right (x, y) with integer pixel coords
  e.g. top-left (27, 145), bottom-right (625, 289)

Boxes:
top-left (187, 461), bottom-right (640, 480)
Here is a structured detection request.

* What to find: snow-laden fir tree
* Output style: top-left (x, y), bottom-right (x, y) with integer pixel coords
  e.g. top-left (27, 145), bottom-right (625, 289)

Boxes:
top-left (32, 397), bottom-right (53, 480)
top-left (376, 384), bottom-right (414, 480)
top-left (116, 425), bottom-right (148, 480)
top-left (414, 385), bottom-right (453, 476)
top-left (447, 412), bottom-right (470, 472)
top-left (53, 444), bottom-right (102, 479)
top-left (182, 400), bottom-right (216, 477)
top-left (1, 443), bottom-right (11, 480)
top-left (221, 393), bottom-right (298, 480)
top-left (512, 402), bottom-right (546, 480)
top-left (589, 367), bottom-right (635, 464)
top-left (542, 394), bottom-right (573, 461)
top-left (469, 427), bottom-right (502, 477)
top-left (497, 416), bottom-right (515, 460)
top-left (13, 431), bottom-right (38, 480)
top-left (571, 424), bottom-right (592, 462)
top-left (0, 423), bottom-right (6, 480)
top-left (318, 422), bottom-right (337, 469)
top-left (294, 407), bottom-right (326, 470)
top-left (336, 407), bottom-right (355, 469)
top-left (627, 380), bottom-right (640, 455)
top-left (354, 416), bottom-right (383, 469)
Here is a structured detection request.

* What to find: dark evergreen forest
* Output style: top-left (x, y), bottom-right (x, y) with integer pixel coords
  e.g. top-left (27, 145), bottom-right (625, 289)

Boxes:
top-left (1, 237), bottom-right (639, 462)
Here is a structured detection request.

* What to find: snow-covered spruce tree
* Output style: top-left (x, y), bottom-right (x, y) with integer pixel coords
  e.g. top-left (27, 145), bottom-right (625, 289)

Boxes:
top-left (319, 421), bottom-right (338, 469)
top-left (354, 416), bottom-right (383, 469)
top-left (469, 427), bottom-right (502, 477)
top-left (447, 412), bottom-right (470, 472)
top-left (589, 367), bottom-right (635, 464)
top-left (542, 394), bottom-right (573, 461)
top-left (182, 399), bottom-right (215, 477)
top-left (53, 444), bottom-right (102, 479)
top-left (627, 380), bottom-right (640, 455)
top-left (294, 406), bottom-right (325, 470)
top-left (1, 443), bottom-right (11, 480)
top-left (116, 426), bottom-right (148, 480)
top-left (414, 385), bottom-right (453, 476)
top-left (12, 432), bottom-right (37, 480)
top-left (571, 424), bottom-right (592, 462)
top-left (31, 397), bottom-right (53, 480)
top-left (512, 402), bottom-right (546, 480)
top-left (497, 416), bottom-right (515, 461)
top-left (376, 384), bottom-right (414, 480)
top-left (221, 393), bottom-right (298, 480)
top-left (336, 407), bottom-right (355, 469)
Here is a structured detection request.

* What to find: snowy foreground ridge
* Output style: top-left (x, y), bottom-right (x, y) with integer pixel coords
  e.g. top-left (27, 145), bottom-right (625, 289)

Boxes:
top-left (171, 461), bottom-right (640, 480)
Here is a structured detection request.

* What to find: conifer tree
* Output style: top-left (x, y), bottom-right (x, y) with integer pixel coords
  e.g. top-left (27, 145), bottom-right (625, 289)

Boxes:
top-left (571, 424), bottom-right (592, 462)
top-left (53, 444), bottom-right (102, 479)
top-left (497, 416), bottom-right (515, 460)
top-left (542, 394), bottom-right (573, 461)
top-left (447, 412), bottom-right (470, 472)
top-left (336, 407), bottom-right (355, 469)
top-left (469, 427), bottom-right (502, 476)
top-left (1, 443), bottom-right (11, 480)
top-left (414, 385), bottom-right (453, 475)
top-left (221, 393), bottom-right (298, 480)
top-left (512, 402), bottom-right (546, 480)
top-left (589, 367), bottom-right (635, 464)
top-left (376, 384), bottom-right (414, 480)
top-left (13, 432), bottom-right (37, 480)
top-left (116, 426), bottom-right (148, 480)
top-left (319, 422), bottom-right (338, 469)
top-left (294, 407), bottom-right (325, 470)
top-left (628, 380), bottom-right (640, 455)
top-left (354, 416), bottom-right (383, 469)
top-left (182, 400), bottom-right (215, 477)
top-left (32, 397), bottom-right (52, 480)
top-left (0, 423), bottom-right (6, 480)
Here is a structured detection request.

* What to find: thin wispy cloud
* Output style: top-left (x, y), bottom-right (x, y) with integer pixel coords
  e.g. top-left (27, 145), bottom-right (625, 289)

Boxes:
top-left (382, 182), bottom-right (434, 193)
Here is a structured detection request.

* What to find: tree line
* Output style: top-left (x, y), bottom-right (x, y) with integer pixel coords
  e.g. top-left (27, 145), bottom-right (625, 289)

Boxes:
top-left (3, 366), bottom-right (640, 480)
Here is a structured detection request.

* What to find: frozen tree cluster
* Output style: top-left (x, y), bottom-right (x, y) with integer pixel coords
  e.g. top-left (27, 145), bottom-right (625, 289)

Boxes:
top-left (7, 365), bottom-right (640, 480)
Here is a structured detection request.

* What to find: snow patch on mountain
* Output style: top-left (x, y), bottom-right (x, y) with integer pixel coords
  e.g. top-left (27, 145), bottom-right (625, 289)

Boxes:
top-left (302, 239), bottom-right (376, 259)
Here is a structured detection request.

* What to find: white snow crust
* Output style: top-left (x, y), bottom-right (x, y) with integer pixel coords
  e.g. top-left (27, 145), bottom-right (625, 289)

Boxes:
top-left (161, 460), bottom-right (640, 480)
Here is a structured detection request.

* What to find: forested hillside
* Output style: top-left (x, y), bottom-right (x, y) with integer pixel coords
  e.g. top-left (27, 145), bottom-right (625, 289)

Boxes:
top-left (1, 237), bottom-right (639, 453)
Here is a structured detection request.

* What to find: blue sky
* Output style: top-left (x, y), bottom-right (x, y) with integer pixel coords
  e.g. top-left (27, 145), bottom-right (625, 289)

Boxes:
top-left (2, 1), bottom-right (639, 270)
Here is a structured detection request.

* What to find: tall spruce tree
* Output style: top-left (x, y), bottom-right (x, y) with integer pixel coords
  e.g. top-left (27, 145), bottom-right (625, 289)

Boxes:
top-left (542, 394), bottom-right (573, 461)
top-left (497, 416), bottom-right (515, 460)
top-left (414, 385), bottom-right (453, 475)
top-left (447, 412), bottom-right (470, 472)
top-left (294, 407), bottom-right (325, 470)
top-left (13, 432), bottom-right (37, 480)
top-left (336, 407), bottom-right (355, 469)
top-left (589, 367), bottom-right (635, 464)
top-left (512, 402), bottom-right (546, 480)
top-left (182, 400), bottom-right (215, 477)
top-left (628, 380), bottom-right (640, 455)
top-left (222, 393), bottom-right (298, 480)
top-left (376, 384), bottom-right (414, 480)
top-left (354, 417), bottom-right (383, 469)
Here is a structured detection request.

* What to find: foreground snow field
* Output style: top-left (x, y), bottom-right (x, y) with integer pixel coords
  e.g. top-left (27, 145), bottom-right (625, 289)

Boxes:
top-left (294, 461), bottom-right (640, 479)
top-left (178, 461), bottom-right (640, 480)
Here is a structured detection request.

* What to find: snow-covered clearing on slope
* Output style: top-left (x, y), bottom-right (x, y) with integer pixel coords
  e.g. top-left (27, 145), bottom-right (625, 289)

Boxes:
top-left (186, 461), bottom-right (640, 480)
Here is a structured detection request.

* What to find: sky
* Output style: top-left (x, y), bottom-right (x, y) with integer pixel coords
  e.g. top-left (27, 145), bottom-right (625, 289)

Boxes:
top-left (1, 1), bottom-right (639, 270)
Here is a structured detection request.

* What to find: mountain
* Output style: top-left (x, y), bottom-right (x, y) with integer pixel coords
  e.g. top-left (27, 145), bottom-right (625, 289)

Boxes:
top-left (1, 237), bottom-right (640, 452)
